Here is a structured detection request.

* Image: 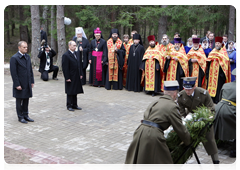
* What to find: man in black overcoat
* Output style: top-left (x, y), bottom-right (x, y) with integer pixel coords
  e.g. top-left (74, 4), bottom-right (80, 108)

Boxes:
top-left (38, 45), bottom-right (59, 81)
top-left (10, 41), bottom-right (35, 124)
top-left (62, 40), bottom-right (84, 111)
top-left (40, 26), bottom-right (48, 44)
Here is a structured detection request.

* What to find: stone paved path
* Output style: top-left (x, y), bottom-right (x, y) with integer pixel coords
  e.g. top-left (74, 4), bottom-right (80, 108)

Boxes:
top-left (4, 70), bottom-right (236, 165)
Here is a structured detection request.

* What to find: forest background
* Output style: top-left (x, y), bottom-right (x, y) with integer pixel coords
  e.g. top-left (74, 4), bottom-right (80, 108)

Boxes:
top-left (4, 5), bottom-right (236, 69)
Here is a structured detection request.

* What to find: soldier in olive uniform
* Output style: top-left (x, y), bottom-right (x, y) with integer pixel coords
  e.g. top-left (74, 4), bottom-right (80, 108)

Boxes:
top-left (214, 68), bottom-right (236, 158)
top-left (125, 81), bottom-right (191, 164)
top-left (177, 77), bottom-right (219, 164)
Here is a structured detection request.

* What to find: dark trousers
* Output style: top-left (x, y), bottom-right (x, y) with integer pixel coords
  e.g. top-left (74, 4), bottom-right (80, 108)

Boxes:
top-left (66, 95), bottom-right (78, 108)
top-left (16, 98), bottom-right (29, 120)
top-left (41, 65), bottom-right (59, 81)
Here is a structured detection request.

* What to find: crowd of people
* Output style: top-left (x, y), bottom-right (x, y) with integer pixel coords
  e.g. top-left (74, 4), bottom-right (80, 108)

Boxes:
top-left (9, 26), bottom-right (236, 164)
top-left (68, 27), bottom-right (236, 102)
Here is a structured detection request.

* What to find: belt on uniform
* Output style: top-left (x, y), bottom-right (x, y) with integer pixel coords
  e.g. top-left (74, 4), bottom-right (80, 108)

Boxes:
top-left (141, 120), bottom-right (164, 131)
top-left (222, 98), bottom-right (236, 106)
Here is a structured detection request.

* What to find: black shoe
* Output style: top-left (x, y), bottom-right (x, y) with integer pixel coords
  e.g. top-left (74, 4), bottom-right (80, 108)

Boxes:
top-left (24, 116), bottom-right (34, 122)
top-left (67, 107), bottom-right (74, 111)
top-left (152, 93), bottom-right (155, 97)
top-left (19, 118), bottom-right (28, 124)
top-left (213, 161), bottom-right (220, 170)
top-left (53, 77), bottom-right (58, 80)
top-left (73, 106), bottom-right (82, 110)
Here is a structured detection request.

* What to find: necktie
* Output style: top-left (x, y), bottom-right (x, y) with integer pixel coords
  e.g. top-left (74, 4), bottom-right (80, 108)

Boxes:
top-left (73, 52), bottom-right (77, 59)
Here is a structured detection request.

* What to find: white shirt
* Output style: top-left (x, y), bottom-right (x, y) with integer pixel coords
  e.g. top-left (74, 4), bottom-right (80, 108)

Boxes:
top-left (44, 51), bottom-right (50, 71)
top-left (18, 51), bottom-right (24, 57)
top-left (69, 49), bottom-right (77, 59)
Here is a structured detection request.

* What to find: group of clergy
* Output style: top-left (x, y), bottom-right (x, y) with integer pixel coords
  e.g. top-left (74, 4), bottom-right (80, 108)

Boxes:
top-left (73, 27), bottom-right (232, 104)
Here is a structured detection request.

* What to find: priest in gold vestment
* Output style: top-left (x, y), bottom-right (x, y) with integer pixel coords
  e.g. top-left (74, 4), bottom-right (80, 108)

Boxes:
top-left (206, 36), bottom-right (231, 104)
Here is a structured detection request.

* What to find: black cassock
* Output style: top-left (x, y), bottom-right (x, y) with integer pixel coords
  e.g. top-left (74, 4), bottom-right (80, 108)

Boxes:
top-left (73, 36), bottom-right (89, 85)
top-left (188, 59), bottom-right (205, 87)
top-left (206, 61), bottom-right (226, 104)
top-left (105, 42), bottom-right (126, 90)
top-left (126, 44), bottom-right (145, 92)
top-left (88, 38), bottom-right (108, 86)
top-left (140, 59), bottom-right (161, 93)
top-left (163, 59), bottom-right (186, 91)
top-left (62, 50), bottom-right (84, 95)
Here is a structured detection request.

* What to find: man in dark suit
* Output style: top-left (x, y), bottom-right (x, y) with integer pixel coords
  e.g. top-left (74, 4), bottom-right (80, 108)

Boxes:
top-left (40, 26), bottom-right (48, 44)
top-left (10, 41), bottom-right (35, 124)
top-left (38, 45), bottom-right (59, 81)
top-left (222, 34), bottom-right (229, 49)
top-left (170, 32), bottom-right (185, 46)
top-left (200, 30), bottom-right (211, 43)
top-left (208, 32), bottom-right (215, 49)
top-left (62, 40), bottom-right (84, 111)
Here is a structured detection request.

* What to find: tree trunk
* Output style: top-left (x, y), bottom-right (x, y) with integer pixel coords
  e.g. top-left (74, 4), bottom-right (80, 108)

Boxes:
top-left (228, 5), bottom-right (235, 41)
top-left (56, 5), bottom-right (66, 70)
top-left (4, 7), bottom-right (10, 44)
top-left (148, 23), bottom-right (152, 37)
top-left (204, 21), bottom-right (210, 37)
top-left (157, 5), bottom-right (168, 42)
top-left (30, 5), bottom-right (40, 66)
top-left (42, 6), bottom-right (49, 35)
top-left (120, 25), bottom-right (123, 40)
top-left (144, 20), bottom-right (147, 44)
top-left (51, 5), bottom-right (57, 62)
top-left (19, 5), bottom-right (29, 42)
top-left (110, 5), bottom-right (116, 28)
top-left (11, 5), bottom-right (15, 37)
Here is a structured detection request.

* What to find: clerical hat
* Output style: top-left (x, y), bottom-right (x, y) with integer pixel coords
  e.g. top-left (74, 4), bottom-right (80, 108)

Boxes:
top-left (232, 68), bottom-right (236, 76)
top-left (108, 28), bottom-right (120, 39)
top-left (94, 27), bottom-right (101, 35)
top-left (174, 38), bottom-right (182, 44)
top-left (133, 33), bottom-right (141, 40)
top-left (147, 35), bottom-right (155, 42)
top-left (164, 81), bottom-right (179, 91)
top-left (192, 38), bottom-right (200, 44)
top-left (133, 34), bottom-right (143, 46)
top-left (182, 77), bottom-right (197, 89)
top-left (215, 36), bottom-right (223, 43)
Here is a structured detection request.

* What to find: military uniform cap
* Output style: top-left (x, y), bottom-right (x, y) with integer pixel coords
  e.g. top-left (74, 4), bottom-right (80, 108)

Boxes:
top-left (182, 77), bottom-right (197, 89)
top-left (164, 81), bottom-right (179, 91)
top-left (232, 68), bottom-right (236, 76)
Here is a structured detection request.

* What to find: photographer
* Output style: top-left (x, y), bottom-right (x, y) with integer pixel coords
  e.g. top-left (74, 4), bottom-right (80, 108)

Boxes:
top-left (38, 43), bottom-right (58, 81)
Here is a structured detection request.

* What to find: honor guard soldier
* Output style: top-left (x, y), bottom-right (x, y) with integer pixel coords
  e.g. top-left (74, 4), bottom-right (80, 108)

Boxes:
top-left (125, 81), bottom-right (191, 164)
top-left (177, 77), bottom-right (220, 164)
top-left (214, 68), bottom-right (236, 158)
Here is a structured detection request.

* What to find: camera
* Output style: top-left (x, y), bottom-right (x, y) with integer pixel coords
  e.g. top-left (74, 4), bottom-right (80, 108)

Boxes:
top-left (42, 43), bottom-right (48, 50)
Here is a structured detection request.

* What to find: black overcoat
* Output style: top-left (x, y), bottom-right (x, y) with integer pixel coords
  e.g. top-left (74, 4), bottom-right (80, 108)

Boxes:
top-left (38, 49), bottom-right (57, 73)
top-left (10, 52), bottom-right (34, 99)
top-left (62, 50), bottom-right (84, 95)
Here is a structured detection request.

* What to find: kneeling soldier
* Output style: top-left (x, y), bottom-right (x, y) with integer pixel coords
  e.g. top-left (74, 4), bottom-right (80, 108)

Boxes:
top-left (177, 77), bottom-right (220, 164)
top-left (125, 81), bottom-right (191, 164)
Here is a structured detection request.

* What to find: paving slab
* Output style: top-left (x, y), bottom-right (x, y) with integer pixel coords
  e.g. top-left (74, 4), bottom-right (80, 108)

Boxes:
top-left (4, 69), bottom-right (236, 164)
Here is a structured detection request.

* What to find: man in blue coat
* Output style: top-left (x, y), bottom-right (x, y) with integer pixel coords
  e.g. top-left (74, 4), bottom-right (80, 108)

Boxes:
top-left (10, 41), bottom-right (35, 124)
